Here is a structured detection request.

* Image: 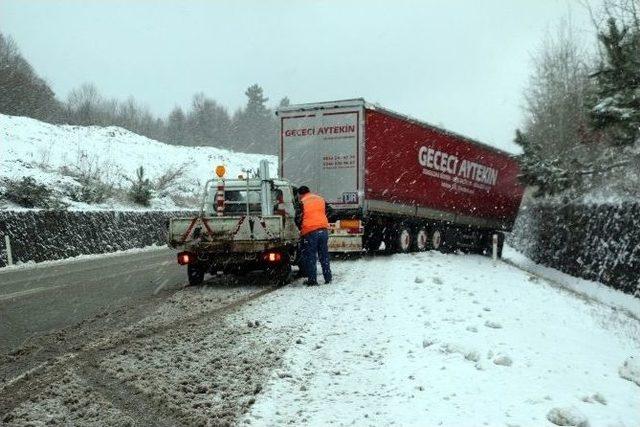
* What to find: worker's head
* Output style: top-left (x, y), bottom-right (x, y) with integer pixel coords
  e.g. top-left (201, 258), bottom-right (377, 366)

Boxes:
top-left (297, 186), bottom-right (310, 196)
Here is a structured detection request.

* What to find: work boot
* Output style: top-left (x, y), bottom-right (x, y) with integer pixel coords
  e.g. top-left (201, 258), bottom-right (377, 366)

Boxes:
top-left (303, 280), bottom-right (318, 286)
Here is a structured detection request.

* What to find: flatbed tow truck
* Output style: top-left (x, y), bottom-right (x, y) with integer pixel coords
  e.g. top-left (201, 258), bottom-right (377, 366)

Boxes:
top-left (167, 160), bottom-right (300, 285)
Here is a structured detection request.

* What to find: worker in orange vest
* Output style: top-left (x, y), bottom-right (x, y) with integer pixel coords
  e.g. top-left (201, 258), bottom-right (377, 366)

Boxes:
top-left (296, 186), bottom-right (332, 286)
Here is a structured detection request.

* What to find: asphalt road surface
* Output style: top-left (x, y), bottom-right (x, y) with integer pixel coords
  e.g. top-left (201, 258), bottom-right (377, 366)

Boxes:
top-left (0, 247), bottom-right (186, 353)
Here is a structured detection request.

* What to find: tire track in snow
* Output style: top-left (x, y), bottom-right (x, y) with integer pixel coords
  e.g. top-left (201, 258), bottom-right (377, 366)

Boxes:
top-left (0, 281), bottom-right (285, 420)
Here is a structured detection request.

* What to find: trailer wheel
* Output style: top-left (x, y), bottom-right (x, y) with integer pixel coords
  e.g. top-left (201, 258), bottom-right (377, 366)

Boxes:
top-left (430, 229), bottom-right (443, 251)
top-left (395, 226), bottom-right (412, 253)
top-left (187, 263), bottom-right (205, 286)
top-left (413, 227), bottom-right (428, 252)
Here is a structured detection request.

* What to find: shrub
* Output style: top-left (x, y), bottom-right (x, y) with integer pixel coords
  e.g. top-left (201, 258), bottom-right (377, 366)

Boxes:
top-left (64, 177), bottom-right (114, 204)
top-left (153, 163), bottom-right (187, 194)
top-left (0, 176), bottom-right (66, 209)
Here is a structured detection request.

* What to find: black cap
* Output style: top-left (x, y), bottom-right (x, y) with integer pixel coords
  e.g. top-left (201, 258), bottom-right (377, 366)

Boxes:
top-left (297, 186), bottom-right (310, 195)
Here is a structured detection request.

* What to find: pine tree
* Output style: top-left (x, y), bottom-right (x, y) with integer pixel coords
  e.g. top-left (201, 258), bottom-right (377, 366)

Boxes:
top-left (591, 18), bottom-right (640, 146)
top-left (128, 166), bottom-right (152, 206)
top-left (233, 84), bottom-right (277, 154)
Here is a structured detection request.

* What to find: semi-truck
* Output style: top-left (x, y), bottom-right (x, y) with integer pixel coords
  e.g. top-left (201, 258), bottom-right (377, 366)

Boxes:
top-left (277, 99), bottom-right (524, 255)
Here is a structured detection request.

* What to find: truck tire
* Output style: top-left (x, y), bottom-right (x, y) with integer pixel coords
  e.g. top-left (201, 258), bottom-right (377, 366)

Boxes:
top-left (412, 227), bottom-right (428, 252)
top-left (364, 231), bottom-right (383, 252)
top-left (187, 263), bottom-right (205, 286)
top-left (430, 228), bottom-right (443, 251)
top-left (394, 226), bottom-right (412, 253)
top-left (267, 263), bottom-right (292, 285)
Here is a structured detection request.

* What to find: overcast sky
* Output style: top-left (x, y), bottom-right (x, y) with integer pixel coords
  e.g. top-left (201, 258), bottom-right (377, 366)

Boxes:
top-left (1, 0), bottom-right (598, 153)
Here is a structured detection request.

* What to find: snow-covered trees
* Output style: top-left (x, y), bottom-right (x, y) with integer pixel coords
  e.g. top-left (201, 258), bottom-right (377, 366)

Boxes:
top-left (515, 21), bottom-right (595, 196)
top-left (591, 17), bottom-right (640, 146)
top-left (0, 33), bottom-right (60, 122)
top-left (233, 84), bottom-right (278, 154)
top-left (517, 1), bottom-right (640, 200)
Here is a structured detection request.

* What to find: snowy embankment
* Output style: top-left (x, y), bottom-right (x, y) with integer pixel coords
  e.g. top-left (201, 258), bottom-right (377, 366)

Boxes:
top-left (0, 114), bottom-right (276, 210)
top-left (240, 252), bottom-right (640, 426)
top-left (503, 246), bottom-right (640, 320)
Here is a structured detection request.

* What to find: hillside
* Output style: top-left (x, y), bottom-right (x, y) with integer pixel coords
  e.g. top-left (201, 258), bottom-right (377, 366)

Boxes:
top-left (0, 114), bottom-right (277, 210)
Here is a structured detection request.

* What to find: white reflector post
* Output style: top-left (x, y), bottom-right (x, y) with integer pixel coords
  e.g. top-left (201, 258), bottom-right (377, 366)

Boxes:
top-left (4, 235), bottom-right (13, 266)
top-left (492, 233), bottom-right (498, 264)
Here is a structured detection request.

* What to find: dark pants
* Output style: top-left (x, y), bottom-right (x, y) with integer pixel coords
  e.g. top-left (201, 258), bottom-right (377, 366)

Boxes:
top-left (301, 229), bottom-right (332, 284)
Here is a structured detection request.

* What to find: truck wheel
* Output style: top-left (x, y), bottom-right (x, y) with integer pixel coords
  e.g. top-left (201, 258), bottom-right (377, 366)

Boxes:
top-left (395, 226), bottom-right (412, 253)
top-left (430, 229), bottom-right (443, 251)
top-left (364, 231), bottom-right (383, 252)
top-left (268, 263), bottom-right (292, 285)
top-left (412, 227), bottom-right (428, 252)
top-left (187, 263), bottom-right (205, 286)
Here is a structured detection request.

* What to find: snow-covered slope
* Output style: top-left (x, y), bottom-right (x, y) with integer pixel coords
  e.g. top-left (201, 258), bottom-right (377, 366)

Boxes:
top-left (0, 114), bottom-right (277, 210)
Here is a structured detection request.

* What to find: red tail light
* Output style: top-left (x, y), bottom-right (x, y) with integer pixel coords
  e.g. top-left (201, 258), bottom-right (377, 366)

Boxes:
top-left (263, 251), bottom-right (282, 263)
top-left (177, 251), bottom-right (194, 265)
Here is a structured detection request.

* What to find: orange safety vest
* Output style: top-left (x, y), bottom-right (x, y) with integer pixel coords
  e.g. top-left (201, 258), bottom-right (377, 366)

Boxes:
top-left (300, 193), bottom-right (329, 236)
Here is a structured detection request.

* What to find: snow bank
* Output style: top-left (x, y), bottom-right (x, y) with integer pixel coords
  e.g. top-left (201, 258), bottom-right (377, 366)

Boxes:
top-left (619, 356), bottom-right (640, 387)
top-left (503, 245), bottom-right (640, 320)
top-left (0, 114), bottom-right (276, 210)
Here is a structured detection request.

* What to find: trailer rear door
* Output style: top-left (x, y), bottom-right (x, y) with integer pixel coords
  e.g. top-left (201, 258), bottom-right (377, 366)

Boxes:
top-left (279, 105), bottom-right (363, 209)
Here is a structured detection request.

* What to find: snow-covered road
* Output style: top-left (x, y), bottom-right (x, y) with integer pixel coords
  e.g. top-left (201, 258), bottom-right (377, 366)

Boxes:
top-left (243, 251), bottom-right (640, 426)
top-left (3, 250), bottom-right (639, 426)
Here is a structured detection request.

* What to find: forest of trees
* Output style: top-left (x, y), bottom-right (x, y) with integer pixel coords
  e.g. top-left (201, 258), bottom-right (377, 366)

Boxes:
top-left (515, 0), bottom-right (640, 199)
top-left (0, 31), bottom-right (286, 155)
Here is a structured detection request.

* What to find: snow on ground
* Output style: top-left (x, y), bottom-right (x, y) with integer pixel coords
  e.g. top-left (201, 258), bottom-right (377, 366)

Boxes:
top-left (4, 251), bottom-right (639, 426)
top-left (240, 252), bottom-right (640, 426)
top-left (0, 114), bottom-right (276, 210)
top-left (503, 245), bottom-right (640, 320)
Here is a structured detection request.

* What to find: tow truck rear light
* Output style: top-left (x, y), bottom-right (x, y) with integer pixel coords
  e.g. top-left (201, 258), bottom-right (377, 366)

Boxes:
top-left (177, 251), bottom-right (194, 265)
top-left (263, 251), bottom-right (282, 263)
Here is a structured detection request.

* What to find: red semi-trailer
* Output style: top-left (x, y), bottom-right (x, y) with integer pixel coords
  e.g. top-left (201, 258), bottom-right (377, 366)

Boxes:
top-left (277, 99), bottom-right (524, 256)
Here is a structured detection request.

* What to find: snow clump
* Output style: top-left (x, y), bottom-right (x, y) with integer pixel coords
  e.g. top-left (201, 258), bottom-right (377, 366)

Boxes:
top-left (618, 356), bottom-right (640, 386)
top-left (546, 406), bottom-right (589, 426)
